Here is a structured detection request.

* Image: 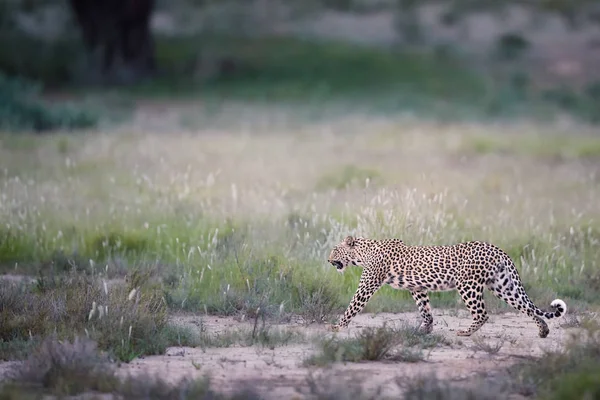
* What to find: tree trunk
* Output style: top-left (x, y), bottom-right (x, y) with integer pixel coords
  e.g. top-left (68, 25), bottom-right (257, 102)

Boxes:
top-left (68, 0), bottom-right (156, 85)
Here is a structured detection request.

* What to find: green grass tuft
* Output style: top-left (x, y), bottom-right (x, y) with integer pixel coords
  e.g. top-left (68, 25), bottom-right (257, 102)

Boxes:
top-left (305, 324), bottom-right (447, 366)
top-left (89, 231), bottom-right (151, 260)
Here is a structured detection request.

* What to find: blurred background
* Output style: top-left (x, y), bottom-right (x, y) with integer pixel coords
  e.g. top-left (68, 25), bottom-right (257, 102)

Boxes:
top-left (1, 0), bottom-right (600, 129)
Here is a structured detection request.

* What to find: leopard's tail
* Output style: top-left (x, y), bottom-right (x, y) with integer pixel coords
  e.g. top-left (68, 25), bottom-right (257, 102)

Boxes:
top-left (539, 299), bottom-right (567, 320)
top-left (490, 259), bottom-right (567, 320)
top-left (512, 272), bottom-right (567, 320)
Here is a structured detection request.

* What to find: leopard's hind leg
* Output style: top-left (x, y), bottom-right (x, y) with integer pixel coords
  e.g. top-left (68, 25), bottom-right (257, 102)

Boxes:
top-left (456, 280), bottom-right (489, 336)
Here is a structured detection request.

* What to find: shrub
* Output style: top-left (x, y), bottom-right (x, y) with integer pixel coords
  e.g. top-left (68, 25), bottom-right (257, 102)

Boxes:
top-left (296, 281), bottom-right (341, 324)
top-left (305, 323), bottom-right (447, 366)
top-left (0, 271), bottom-right (195, 362)
top-left (9, 336), bottom-right (117, 396)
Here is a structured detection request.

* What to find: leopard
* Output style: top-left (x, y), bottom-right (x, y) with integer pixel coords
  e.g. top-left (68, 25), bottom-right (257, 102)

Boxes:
top-left (327, 235), bottom-right (567, 338)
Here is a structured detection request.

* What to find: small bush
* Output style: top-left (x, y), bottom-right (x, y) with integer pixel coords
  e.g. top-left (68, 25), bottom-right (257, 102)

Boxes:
top-left (357, 323), bottom-right (404, 361)
top-left (387, 347), bottom-right (427, 363)
top-left (306, 335), bottom-right (364, 366)
top-left (0, 72), bottom-right (97, 132)
top-left (305, 324), bottom-right (446, 366)
top-left (296, 281), bottom-right (341, 324)
top-left (469, 336), bottom-right (504, 355)
top-left (394, 325), bottom-right (450, 349)
top-left (10, 336), bottom-right (117, 396)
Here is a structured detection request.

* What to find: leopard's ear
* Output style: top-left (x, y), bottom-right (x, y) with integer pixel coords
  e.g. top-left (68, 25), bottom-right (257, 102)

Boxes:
top-left (344, 235), bottom-right (355, 247)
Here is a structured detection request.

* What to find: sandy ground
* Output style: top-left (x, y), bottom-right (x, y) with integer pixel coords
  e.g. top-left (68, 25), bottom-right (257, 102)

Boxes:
top-left (0, 272), bottom-right (582, 397)
top-left (117, 310), bottom-right (575, 398)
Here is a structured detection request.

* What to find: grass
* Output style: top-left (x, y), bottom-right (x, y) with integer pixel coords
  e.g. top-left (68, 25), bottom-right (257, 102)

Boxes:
top-left (9, 336), bottom-right (117, 396)
top-left (304, 323), bottom-right (448, 366)
top-left (1, 113), bottom-right (599, 319)
top-left (0, 270), bottom-right (198, 362)
top-left (116, 34), bottom-right (486, 106)
top-left (459, 131), bottom-right (600, 160)
top-left (315, 164), bottom-right (383, 191)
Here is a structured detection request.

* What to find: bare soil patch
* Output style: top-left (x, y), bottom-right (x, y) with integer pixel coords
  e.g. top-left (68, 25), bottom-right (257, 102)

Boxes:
top-left (117, 310), bottom-right (574, 398)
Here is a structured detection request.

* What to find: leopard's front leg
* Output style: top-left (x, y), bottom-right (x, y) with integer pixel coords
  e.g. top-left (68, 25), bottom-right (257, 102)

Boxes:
top-left (331, 271), bottom-right (382, 331)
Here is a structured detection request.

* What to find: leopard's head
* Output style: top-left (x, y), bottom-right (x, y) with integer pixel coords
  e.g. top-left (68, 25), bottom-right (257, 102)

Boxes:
top-left (328, 235), bottom-right (365, 273)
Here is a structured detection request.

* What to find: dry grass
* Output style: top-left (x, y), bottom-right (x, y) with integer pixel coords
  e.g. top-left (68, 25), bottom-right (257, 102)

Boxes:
top-left (0, 271), bottom-right (198, 362)
top-left (469, 336), bottom-right (505, 355)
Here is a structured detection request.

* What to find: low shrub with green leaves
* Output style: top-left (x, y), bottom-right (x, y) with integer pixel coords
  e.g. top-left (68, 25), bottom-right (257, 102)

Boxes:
top-left (305, 324), bottom-right (448, 366)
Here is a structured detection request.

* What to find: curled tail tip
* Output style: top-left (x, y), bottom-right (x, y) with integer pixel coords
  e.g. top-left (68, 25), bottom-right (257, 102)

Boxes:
top-left (550, 299), bottom-right (567, 317)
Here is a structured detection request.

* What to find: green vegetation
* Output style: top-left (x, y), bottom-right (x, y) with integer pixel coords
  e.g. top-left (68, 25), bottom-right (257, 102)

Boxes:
top-left (305, 324), bottom-right (449, 366)
top-left (0, 270), bottom-right (197, 362)
top-left (107, 35), bottom-right (600, 123)
top-left (1, 114), bottom-right (599, 324)
top-left (0, 73), bottom-right (97, 132)
top-left (2, 32), bottom-right (599, 126)
top-left (460, 132), bottom-right (600, 160)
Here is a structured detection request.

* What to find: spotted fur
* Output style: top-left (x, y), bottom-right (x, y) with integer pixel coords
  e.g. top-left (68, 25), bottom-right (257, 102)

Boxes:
top-left (328, 236), bottom-right (567, 338)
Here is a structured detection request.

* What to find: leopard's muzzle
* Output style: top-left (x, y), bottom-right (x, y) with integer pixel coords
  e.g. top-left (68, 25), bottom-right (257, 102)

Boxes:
top-left (330, 260), bottom-right (344, 270)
